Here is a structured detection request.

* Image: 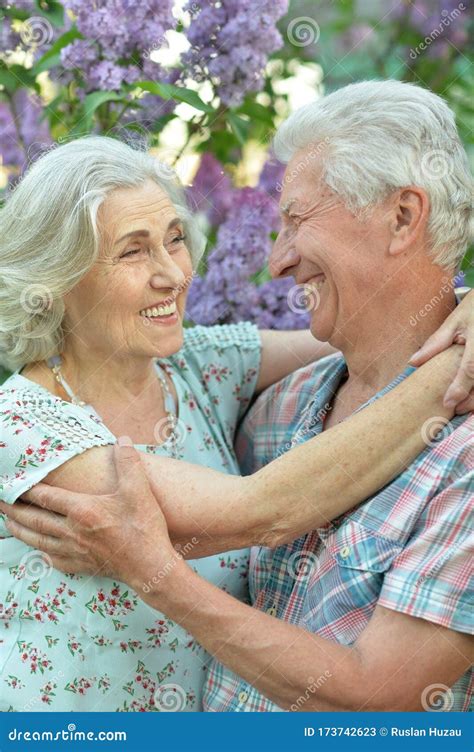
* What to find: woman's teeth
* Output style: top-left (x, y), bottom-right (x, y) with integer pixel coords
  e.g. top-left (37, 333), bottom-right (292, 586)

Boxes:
top-left (140, 301), bottom-right (177, 318)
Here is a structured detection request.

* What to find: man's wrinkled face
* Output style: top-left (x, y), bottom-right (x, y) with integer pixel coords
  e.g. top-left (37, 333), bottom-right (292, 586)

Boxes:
top-left (269, 147), bottom-right (392, 344)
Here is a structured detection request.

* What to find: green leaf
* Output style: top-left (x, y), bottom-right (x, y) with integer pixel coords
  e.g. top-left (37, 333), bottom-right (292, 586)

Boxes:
top-left (0, 66), bottom-right (19, 93)
top-left (34, 0), bottom-right (65, 27)
top-left (31, 28), bottom-right (82, 76)
top-left (228, 112), bottom-right (250, 145)
top-left (237, 99), bottom-right (274, 126)
top-left (135, 80), bottom-right (214, 113)
top-left (76, 90), bottom-right (125, 133)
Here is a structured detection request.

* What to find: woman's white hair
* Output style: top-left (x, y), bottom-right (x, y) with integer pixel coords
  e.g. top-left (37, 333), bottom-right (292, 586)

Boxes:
top-left (274, 79), bottom-right (473, 269)
top-left (0, 135), bottom-right (206, 371)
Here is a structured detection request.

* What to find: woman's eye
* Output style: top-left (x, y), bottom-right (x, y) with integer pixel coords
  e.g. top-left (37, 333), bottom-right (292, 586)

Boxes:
top-left (121, 248), bottom-right (142, 259)
top-left (171, 234), bottom-right (186, 245)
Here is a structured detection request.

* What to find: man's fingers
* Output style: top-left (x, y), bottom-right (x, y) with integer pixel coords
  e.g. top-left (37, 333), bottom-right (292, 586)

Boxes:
top-left (113, 442), bottom-right (150, 495)
top-left (4, 517), bottom-right (73, 556)
top-left (0, 500), bottom-right (72, 539)
top-left (21, 482), bottom-right (89, 517)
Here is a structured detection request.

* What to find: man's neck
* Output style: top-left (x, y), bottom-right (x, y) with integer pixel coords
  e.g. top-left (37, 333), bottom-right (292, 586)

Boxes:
top-left (326, 287), bottom-right (457, 424)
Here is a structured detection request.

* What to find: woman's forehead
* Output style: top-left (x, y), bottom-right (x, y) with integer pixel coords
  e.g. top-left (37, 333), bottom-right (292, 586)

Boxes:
top-left (100, 180), bottom-right (176, 221)
top-left (99, 181), bottom-right (178, 231)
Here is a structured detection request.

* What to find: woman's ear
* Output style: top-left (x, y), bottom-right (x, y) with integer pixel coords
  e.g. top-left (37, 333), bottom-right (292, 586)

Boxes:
top-left (388, 186), bottom-right (430, 257)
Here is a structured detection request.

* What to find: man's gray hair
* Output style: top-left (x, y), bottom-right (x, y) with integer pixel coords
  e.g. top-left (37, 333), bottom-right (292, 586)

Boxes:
top-left (0, 135), bottom-right (206, 371)
top-left (274, 79), bottom-right (473, 270)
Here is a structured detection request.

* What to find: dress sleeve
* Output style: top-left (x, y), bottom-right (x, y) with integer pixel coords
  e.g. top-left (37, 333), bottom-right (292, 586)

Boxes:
top-left (378, 470), bottom-right (473, 635)
top-left (172, 322), bottom-right (262, 445)
top-left (0, 381), bottom-right (116, 508)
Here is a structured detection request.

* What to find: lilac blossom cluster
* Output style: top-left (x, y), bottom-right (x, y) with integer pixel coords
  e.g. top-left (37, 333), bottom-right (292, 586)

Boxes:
top-left (182, 0), bottom-right (289, 107)
top-left (59, 0), bottom-right (175, 95)
top-left (0, 90), bottom-right (53, 183)
top-left (186, 155), bottom-right (309, 329)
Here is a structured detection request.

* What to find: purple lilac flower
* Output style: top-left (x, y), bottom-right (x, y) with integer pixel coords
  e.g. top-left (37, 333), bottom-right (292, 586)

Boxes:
top-left (395, 0), bottom-right (470, 55)
top-left (258, 155), bottom-right (286, 199)
top-left (60, 0), bottom-right (175, 96)
top-left (183, 0), bottom-right (289, 106)
top-left (187, 182), bottom-right (308, 329)
top-left (0, 90), bottom-right (52, 188)
top-left (187, 153), bottom-right (235, 226)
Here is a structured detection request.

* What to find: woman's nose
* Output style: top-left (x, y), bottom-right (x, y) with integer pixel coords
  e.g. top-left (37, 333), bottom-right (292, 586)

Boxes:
top-left (149, 254), bottom-right (187, 292)
top-left (268, 234), bottom-right (301, 278)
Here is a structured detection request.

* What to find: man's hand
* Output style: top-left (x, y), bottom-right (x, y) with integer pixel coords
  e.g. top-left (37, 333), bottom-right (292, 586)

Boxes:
top-left (410, 288), bottom-right (474, 412)
top-left (0, 442), bottom-right (178, 589)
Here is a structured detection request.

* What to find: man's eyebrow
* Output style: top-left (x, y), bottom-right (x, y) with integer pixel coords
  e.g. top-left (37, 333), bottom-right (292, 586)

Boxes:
top-left (114, 217), bottom-right (182, 245)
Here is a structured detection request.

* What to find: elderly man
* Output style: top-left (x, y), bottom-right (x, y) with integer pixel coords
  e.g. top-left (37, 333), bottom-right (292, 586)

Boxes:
top-left (3, 80), bottom-right (473, 712)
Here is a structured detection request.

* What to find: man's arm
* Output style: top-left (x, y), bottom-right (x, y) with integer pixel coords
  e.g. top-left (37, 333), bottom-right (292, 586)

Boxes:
top-left (135, 560), bottom-right (472, 711)
top-left (1, 346), bottom-right (467, 559)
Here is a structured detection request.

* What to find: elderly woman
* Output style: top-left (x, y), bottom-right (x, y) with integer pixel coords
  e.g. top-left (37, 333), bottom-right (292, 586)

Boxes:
top-left (0, 135), bottom-right (471, 713)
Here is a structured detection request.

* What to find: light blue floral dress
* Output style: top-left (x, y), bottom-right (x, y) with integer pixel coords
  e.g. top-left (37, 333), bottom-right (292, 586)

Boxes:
top-left (0, 323), bottom-right (261, 712)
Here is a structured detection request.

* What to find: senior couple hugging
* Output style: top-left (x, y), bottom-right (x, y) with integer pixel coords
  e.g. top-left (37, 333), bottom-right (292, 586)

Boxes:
top-left (0, 79), bottom-right (472, 713)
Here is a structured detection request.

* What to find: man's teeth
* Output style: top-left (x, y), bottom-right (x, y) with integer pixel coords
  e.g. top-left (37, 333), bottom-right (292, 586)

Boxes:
top-left (140, 301), bottom-right (177, 317)
top-left (308, 277), bottom-right (325, 293)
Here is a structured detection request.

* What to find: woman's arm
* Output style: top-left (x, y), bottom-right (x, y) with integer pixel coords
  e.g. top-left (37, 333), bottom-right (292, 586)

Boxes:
top-left (257, 329), bottom-right (337, 393)
top-left (2, 346), bottom-right (465, 561)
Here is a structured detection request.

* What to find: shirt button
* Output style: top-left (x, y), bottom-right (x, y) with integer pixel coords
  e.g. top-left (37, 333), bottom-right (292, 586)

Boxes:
top-left (266, 605), bottom-right (277, 616)
top-left (238, 691), bottom-right (249, 703)
top-left (340, 546), bottom-right (350, 558)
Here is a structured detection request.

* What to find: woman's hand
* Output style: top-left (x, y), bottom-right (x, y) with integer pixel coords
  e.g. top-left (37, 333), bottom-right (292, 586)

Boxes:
top-left (410, 289), bottom-right (473, 412)
top-left (0, 443), bottom-right (178, 590)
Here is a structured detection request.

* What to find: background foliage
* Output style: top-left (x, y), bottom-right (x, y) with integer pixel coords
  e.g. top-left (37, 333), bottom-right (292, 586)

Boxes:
top-left (1, 0), bottom-right (473, 382)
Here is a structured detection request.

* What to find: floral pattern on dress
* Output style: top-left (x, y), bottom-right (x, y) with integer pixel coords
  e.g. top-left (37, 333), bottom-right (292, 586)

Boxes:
top-left (0, 322), bottom-right (261, 712)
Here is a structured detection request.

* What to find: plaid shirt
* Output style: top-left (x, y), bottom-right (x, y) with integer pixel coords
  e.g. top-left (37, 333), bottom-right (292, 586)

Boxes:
top-left (204, 355), bottom-right (473, 712)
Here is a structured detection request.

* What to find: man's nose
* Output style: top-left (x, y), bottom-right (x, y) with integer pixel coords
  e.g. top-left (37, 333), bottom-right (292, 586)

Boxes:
top-left (268, 235), bottom-right (301, 278)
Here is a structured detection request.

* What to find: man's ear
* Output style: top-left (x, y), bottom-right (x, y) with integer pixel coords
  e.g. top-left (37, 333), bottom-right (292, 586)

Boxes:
top-left (388, 186), bottom-right (430, 256)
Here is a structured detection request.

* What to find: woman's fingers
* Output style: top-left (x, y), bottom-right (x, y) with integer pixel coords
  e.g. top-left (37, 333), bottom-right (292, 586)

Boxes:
top-left (409, 320), bottom-right (457, 367)
top-left (443, 340), bottom-right (474, 409)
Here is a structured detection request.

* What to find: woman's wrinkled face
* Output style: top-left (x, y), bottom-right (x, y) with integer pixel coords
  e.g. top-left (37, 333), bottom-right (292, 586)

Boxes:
top-left (63, 179), bottom-right (194, 361)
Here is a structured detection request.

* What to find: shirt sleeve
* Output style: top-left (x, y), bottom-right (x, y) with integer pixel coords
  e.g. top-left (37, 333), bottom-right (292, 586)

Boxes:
top-left (378, 472), bottom-right (473, 635)
top-left (0, 382), bottom-right (116, 510)
top-left (173, 322), bottom-right (262, 445)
